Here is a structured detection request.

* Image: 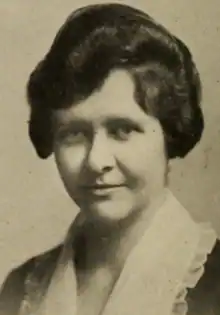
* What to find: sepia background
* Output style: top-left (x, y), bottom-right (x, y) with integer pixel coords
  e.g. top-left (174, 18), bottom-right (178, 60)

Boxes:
top-left (0, 0), bottom-right (220, 284)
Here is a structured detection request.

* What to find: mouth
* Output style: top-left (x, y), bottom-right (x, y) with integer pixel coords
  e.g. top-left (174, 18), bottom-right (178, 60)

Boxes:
top-left (82, 184), bottom-right (124, 189)
top-left (80, 184), bottom-right (125, 196)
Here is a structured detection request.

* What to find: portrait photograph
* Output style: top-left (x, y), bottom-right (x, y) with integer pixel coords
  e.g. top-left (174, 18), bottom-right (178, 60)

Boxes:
top-left (0, 1), bottom-right (220, 314)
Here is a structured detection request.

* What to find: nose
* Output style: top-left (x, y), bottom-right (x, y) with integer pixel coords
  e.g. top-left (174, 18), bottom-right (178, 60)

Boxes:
top-left (86, 132), bottom-right (115, 174)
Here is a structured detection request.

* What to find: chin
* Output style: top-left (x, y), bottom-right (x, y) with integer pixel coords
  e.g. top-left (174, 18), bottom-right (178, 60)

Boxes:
top-left (83, 199), bottom-right (134, 223)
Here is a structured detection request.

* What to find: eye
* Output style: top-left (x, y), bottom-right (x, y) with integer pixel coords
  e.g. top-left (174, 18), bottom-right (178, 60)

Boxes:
top-left (109, 125), bottom-right (137, 141)
top-left (56, 128), bottom-right (88, 145)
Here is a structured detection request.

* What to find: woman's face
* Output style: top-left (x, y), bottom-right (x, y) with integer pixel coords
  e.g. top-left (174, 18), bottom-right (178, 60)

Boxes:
top-left (53, 70), bottom-right (168, 222)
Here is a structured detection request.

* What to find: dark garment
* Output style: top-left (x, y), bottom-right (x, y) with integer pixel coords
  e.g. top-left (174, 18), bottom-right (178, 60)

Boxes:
top-left (0, 242), bottom-right (220, 315)
top-left (186, 241), bottom-right (220, 314)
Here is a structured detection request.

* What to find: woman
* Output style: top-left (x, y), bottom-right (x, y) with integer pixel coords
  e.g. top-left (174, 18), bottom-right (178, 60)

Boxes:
top-left (0, 3), bottom-right (219, 315)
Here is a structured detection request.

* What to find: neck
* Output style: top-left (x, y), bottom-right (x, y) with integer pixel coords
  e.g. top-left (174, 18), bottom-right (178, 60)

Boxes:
top-left (83, 188), bottom-right (168, 270)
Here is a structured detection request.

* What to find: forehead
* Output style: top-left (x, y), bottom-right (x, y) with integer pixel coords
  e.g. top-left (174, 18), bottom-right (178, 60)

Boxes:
top-left (54, 70), bottom-right (148, 125)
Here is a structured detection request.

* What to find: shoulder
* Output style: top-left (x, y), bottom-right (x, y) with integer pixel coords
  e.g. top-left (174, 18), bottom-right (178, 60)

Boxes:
top-left (187, 240), bottom-right (220, 315)
top-left (0, 245), bottom-right (62, 315)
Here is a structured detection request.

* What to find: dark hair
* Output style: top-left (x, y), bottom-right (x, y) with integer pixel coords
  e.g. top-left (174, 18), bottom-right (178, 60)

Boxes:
top-left (27, 3), bottom-right (204, 159)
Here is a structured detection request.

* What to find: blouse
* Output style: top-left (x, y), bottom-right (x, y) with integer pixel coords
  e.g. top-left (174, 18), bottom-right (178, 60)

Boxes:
top-left (0, 189), bottom-right (219, 315)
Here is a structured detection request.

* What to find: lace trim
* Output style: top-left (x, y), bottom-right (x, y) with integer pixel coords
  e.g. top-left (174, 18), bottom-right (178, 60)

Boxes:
top-left (172, 222), bottom-right (217, 315)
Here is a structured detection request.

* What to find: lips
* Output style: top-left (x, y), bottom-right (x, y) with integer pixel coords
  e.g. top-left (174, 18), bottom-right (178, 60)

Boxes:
top-left (80, 183), bottom-right (125, 197)
top-left (82, 184), bottom-right (123, 189)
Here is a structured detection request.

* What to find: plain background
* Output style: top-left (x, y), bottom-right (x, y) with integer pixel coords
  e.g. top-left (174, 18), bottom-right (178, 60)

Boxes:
top-left (0, 0), bottom-right (220, 283)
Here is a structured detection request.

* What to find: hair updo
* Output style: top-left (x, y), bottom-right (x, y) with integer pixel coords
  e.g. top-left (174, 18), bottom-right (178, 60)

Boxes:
top-left (27, 3), bottom-right (204, 159)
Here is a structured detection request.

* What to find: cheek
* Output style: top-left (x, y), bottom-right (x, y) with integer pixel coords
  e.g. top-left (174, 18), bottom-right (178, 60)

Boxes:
top-left (54, 145), bottom-right (86, 182)
top-left (123, 136), bottom-right (165, 169)
top-left (117, 132), bottom-right (166, 184)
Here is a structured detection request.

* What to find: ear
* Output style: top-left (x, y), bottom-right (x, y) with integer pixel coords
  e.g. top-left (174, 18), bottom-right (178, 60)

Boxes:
top-left (167, 159), bottom-right (174, 170)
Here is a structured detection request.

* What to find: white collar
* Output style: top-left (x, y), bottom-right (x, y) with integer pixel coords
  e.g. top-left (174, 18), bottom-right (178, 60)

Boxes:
top-left (20, 189), bottom-right (217, 315)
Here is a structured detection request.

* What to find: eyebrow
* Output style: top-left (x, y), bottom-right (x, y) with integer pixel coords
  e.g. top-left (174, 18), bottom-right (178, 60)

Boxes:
top-left (104, 116), bottom-right (145, 130)
top-left (55, 119), bottom-right (90, 131)
top-left (56, 116), bottom-right (145, 131)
